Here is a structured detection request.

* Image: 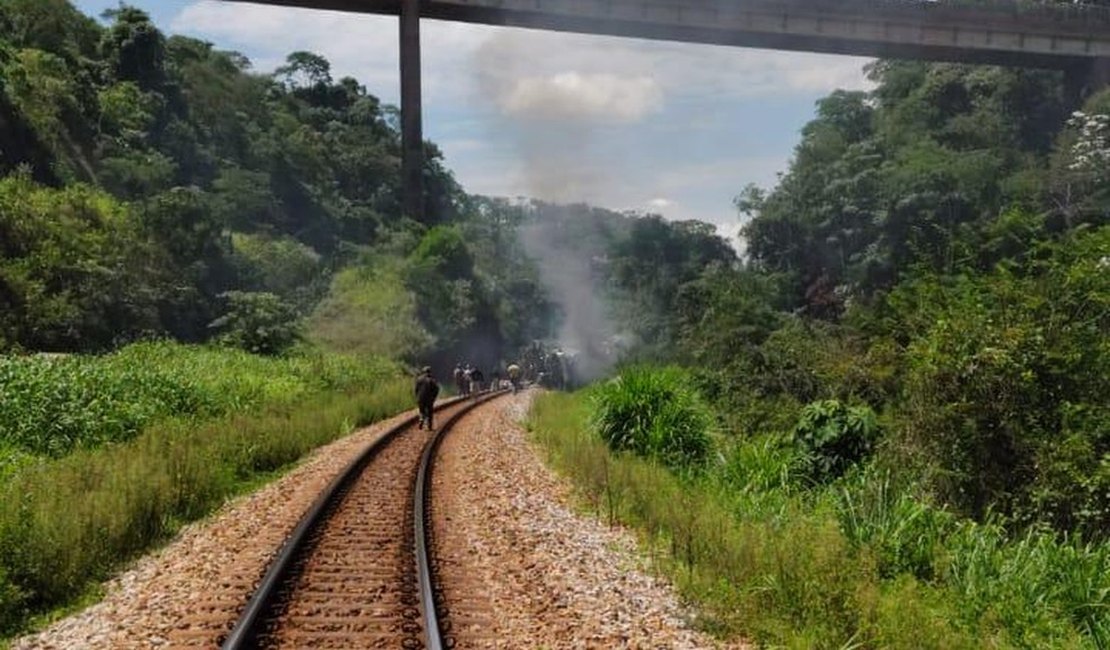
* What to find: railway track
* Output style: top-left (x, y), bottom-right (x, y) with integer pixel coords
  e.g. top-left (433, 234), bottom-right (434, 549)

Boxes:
top-left (218, 391), bottom-right (506, 649)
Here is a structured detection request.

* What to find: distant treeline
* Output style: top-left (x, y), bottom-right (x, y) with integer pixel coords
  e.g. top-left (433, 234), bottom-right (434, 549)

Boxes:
top-left (0, 1), bottom-right (735, 369)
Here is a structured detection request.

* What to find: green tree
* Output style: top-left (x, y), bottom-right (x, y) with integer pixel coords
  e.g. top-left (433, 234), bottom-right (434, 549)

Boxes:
top-left (101, 6), bottom-right (165, 91)
top-left (0, 174), bottom-right (159, 350)
top-left (209, 290), bottom-right (301, 355)
top-left (275, 50), bottom-right (332, 90)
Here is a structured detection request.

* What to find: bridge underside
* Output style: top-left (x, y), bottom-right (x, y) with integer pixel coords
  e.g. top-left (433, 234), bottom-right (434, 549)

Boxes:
top-left (230, 0), bottom-right (1106, 70)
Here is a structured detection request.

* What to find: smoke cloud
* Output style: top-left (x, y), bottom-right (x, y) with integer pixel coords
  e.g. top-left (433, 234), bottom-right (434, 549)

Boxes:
top-left (516, 211), bottom-right (621, 382)
top-left (500, 71), bottom-right (662, 122)
top-left (473, 32), bottom-right (641, 380)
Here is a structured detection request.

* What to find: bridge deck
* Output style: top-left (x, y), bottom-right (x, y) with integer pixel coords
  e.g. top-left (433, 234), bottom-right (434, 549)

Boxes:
top-left (226, 0), bottom-right (1110, 69)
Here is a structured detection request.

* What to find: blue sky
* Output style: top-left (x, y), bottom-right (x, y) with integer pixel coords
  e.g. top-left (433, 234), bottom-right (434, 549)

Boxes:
top-left (74, 0), bottom-right (872, 240)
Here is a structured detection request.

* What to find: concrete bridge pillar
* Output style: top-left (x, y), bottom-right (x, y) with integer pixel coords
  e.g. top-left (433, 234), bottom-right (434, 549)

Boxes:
top-left (1065, 58), bottom-right (1110, 109)
top-left (400, 0), bottom-right (424, 221)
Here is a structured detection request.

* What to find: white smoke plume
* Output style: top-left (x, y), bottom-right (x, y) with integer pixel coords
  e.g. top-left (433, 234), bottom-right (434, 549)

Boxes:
top-left (471, 30), bottom-right (643, 381)
top-left (516, 209), bottom-right (622, 382)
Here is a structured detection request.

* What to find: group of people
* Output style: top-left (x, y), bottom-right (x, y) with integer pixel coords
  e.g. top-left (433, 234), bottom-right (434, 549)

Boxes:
top-left (452, 364), bottom-right (486, 396)
top-left (518, 342), bottom-right (573, 390)
top-left (412, 361), bottom-right (526, 430)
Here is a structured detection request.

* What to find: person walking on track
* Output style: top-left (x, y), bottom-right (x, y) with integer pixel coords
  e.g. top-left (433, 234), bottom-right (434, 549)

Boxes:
top-left (470, 366), bottom-right (484, 394)
top-left (507, 363), bottom-right (521, 394)
top-left (414, 366), bottom-right (440, 430)
top-left (453, 364), bottom-right (465, 395)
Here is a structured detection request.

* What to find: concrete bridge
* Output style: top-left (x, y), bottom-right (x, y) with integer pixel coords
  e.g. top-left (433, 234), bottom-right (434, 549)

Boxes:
top-left (235, 0), bottom-right (1110, 68)
top-left (226, 0), bottom-right (1110, 217)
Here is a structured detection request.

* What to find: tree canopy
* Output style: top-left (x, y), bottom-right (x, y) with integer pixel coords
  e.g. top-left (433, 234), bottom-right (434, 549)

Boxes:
top-left (0, 1), bottom-right (735, 370)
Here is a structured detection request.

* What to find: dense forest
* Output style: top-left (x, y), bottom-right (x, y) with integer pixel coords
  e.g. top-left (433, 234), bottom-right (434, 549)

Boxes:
top-left (2, 0), bottom-right (1109, 645)
top-left (0, 0), bottom-right (730, 370)
top-left (698, 61), bottom-right (1110, 535)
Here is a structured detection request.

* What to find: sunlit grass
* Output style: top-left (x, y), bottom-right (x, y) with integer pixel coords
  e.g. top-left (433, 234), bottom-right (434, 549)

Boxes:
top-left (0, 341), bottom-right (398, 457)
top-left (528, 391), bottom-right (1110, 649)
top-left (0, 344), bottom-right (411, 637)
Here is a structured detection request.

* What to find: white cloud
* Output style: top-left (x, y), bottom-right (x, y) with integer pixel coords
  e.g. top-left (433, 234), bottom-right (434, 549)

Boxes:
top-left (472, 28), bottom-right (872, 105)
top-left (648, 197), bottom-right (674, 209)
top-left (172, 2), bottom-right (489, 102)
top-left (437, 138), bottom-right (488, 154)
top-left (499, 72), bottom-right (661, 122)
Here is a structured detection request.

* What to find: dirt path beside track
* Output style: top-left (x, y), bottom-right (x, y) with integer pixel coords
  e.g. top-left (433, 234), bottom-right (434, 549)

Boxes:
top-left (430, 392), bottom-right (742, 649)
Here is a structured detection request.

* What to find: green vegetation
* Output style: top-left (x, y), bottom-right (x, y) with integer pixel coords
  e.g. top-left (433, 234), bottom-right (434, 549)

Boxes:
top-left (0, 1), bottom-right (733, 369)
top-left (686, 66), bottom-right (1110, 539)
top-left (531, 390), bottom-right (1110, 648)
top-left (0, 335), bottom-right (428, 639)
top-left (0, 1), bottom-right (734, 638)
top-left (0, 373), bottom-right (411, 634)
top-left (3, 0), bottom-right (1110, 645)
top-left (0, 2), bottom-right (562, 366)
top-left (526, 63), bottom-right (1110, 648)
top-left (521, 61), bottom-right (1110, 649)
top-left (0, 341), bottom-right (396, 457)
top-left (793, 399), bottom-right (879, 483)
top-left (307, 262), bottom-right (432, 359)
top-left (0, 340), bottom-right (407, 634)
top-left (591, 366), bottom-right (712, 469)
top-left (526, 81), bottom-right (1110, 643)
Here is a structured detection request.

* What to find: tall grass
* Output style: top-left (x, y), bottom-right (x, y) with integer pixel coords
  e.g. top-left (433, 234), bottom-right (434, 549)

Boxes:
top-left (0, 344), bottom-right (411, 636)
top-left (835, 470), bottom-right (954, 581)
top-left (529, 390), bottom-right (1110, 649)
top-left (0, 341), bottom-right (397, 456)
top-left (591, 366), bottom-right (712, 469)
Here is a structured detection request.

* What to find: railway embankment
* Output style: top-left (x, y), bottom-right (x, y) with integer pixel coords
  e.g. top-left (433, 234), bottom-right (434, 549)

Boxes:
top-left (11, 392), bottom-right (729, 649)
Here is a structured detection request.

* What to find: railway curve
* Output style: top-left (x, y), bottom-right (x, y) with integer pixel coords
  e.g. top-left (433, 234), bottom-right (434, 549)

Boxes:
top-left (220, 391), bottom-right (507, 649)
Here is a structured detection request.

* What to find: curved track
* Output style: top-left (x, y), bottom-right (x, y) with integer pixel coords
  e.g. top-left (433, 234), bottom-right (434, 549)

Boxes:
top-left (220, 391), bottom-right (505, 649)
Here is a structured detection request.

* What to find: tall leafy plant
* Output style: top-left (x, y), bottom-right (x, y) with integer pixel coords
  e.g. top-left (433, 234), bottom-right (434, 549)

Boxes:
top-left (793, 399), bottom-right (878, 481)
top-left (591, 366), bottom-right (712, 469)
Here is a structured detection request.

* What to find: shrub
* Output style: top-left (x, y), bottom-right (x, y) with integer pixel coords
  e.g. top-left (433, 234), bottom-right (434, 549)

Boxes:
top-left (208, 291), bottom-right (301, 355)
top-left (532, 391), bottom-right (1110, 648)
top-left (591, 366), bottom-right (712, 469)
top-left (307, 263), bottom-right (433, 359)
top-left (721, 433), bottom-right (804, 495)
top-left (793, 399), bottom-right (879, 482)
top-left (229, 232), bottom-right (322, 307)
top-left (0, 173), bottom-right (160, 352)
top-left (836, 470), bottom-right (954, 580)
top-left (0, 565), bottom-right (25, 634)
top-left (893, 228), bottom-right (1110, 530)
top-left (941, 520), bottom-right (1110, 647)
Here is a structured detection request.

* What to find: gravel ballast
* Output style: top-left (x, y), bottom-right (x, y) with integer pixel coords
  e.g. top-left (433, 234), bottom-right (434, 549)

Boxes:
top-left (13, 392), bottom-right (740, 649)
top-left (432, 392), bottom-right (741, 649)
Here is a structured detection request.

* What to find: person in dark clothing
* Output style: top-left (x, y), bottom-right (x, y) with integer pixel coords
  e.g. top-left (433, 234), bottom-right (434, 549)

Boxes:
top-left (470, 367), bottom-right (484, 394)
top-left (453, 364), bottom-right (465, 394)
top-left (414, 366), bottom-right (440, 430)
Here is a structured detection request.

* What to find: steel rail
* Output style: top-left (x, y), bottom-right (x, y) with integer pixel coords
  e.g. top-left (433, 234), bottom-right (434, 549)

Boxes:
top-left (220, 393), bottom-right (469, 650)
top-left (414, 389), bottom-right (509, 650)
